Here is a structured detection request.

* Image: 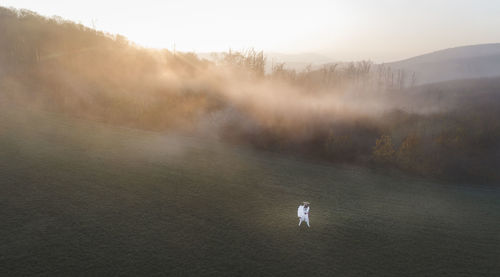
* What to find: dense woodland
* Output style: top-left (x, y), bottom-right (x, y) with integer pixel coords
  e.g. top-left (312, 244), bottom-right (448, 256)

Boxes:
top-left (1, 7), bottom-right (500, 183)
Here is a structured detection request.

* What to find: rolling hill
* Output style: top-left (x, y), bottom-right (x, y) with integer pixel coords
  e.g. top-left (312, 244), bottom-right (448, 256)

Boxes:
top-left (1, 6), bottom-right (500, 276)
top-left (387, 43), bottom-right (500, 84)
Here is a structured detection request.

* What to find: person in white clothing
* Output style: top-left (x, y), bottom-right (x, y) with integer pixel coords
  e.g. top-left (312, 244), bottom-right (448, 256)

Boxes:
top-left (298, 202), bottom-right (310, 227)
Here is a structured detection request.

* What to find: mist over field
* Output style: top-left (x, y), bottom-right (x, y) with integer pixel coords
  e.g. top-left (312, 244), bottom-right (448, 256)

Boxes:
top-left (1, 4), bottom-right (500, 277)
top-left (2, 7), bottom-right (500, 182)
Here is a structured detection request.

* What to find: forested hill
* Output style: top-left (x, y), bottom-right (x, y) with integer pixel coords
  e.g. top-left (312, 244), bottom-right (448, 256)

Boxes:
top-left (0, 7), bottom-right (142, 72)
top-left (0, 6), bottom-right (217, 130)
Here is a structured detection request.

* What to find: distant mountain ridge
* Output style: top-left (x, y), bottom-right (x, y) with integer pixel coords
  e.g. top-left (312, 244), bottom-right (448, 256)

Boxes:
top-left (386, 43), bottom-right (500, 85)
top-left (197, 51), bottom-right (335, 72)
top-left (264, 52), bottom-right (335, 71)
top-left (199, 44), bottom-right (500, 84)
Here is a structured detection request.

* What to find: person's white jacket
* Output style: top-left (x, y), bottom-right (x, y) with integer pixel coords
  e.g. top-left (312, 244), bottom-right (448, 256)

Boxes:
top-left (298, 205), bottom-right (310, 227)
top-left (297, 205), bottom-right (305, 217)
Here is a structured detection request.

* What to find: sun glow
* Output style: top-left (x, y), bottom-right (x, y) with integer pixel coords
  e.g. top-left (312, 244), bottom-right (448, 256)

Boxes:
top-left (1, 0), bottom-right (500, 61)
top-left (0, 0), bottom-right (349, 53)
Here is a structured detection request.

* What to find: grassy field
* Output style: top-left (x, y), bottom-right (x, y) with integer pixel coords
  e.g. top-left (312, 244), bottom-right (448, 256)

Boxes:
top-left (1, 104), bottom-right (499, 276)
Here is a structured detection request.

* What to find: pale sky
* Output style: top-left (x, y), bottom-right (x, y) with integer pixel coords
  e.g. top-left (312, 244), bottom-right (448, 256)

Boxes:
top-left (1, 0), bottom-right (499, 62)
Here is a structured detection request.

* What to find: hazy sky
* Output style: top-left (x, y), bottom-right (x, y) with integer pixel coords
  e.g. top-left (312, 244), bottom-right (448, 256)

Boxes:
top-left (1, 0), bottom-right (499, 62)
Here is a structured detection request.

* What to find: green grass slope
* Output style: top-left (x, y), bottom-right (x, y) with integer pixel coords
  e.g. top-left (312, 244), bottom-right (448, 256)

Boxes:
top-left (1, 104), bottom-right (499, 276)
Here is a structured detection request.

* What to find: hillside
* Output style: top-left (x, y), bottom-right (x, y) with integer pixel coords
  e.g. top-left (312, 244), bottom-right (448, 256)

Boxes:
top-left (1, 103), bottom-right (499, 276)
top-left (387, 44), bottom-right (500, 84)
top-left (2, 6), bottom-right (500, 183)
top-left (2, 4), bottom-right (500, 277)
